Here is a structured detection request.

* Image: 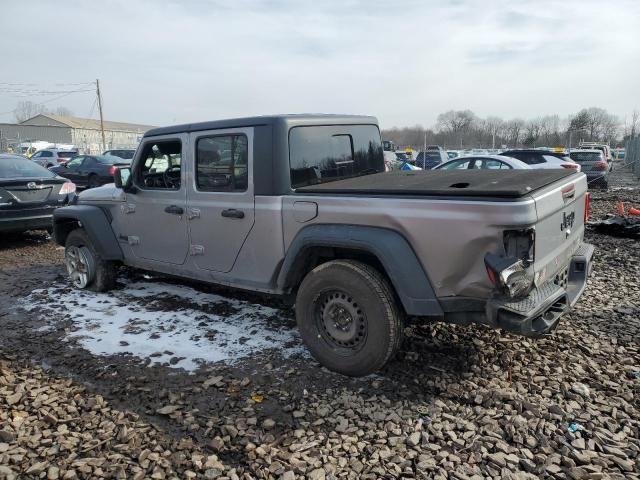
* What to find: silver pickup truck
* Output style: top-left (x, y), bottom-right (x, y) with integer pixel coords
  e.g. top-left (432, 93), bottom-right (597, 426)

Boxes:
top-left (53, 115), bottom-right (594, 376)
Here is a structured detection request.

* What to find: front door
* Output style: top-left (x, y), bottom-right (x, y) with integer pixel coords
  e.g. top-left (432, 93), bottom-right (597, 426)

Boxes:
top-left (121, 134), bottom-right (189, 265)
top-left (186, 128), bottom-right (255, 272)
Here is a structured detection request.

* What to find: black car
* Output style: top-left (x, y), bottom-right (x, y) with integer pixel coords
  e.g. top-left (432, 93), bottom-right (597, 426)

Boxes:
top-left (500, 149), bottom-right (579, 170)
top-left (0, 154), bottom-right (76, 234)
top-left (50, 154), bottom-right (131, 189)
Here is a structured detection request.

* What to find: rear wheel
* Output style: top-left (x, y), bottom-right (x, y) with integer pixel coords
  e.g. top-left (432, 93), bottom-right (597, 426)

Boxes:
top-left (87, 174), bottom-right (99, 189)
top-left (65, 229), bottom-right (117, 292)
top-left (295, 260), bottom-right (404, 376)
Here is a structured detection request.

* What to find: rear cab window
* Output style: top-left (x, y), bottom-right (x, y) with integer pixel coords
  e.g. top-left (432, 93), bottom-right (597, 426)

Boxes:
top-left (289, 125), bottom-right (384, 189)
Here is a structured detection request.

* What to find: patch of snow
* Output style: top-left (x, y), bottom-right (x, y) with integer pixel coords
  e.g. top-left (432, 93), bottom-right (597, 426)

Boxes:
top-left (23, 280), bottom-right (305, 371)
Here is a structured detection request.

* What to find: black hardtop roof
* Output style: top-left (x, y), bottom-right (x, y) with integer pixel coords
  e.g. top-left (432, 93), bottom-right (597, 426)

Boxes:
top-left (144, 114), bottom-right (378, 137)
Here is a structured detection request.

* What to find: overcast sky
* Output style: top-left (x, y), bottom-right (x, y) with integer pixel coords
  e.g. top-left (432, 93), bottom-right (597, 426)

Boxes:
top-left (1, 0), bottom-right (639, 129)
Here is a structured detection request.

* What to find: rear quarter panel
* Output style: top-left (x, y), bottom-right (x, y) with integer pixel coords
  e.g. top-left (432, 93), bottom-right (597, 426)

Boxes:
top-left (283, 194), bottom-right (538, 298)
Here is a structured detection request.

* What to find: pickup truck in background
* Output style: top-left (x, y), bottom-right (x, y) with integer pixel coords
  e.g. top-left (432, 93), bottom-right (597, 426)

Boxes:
top-left (52, 115), bottom-right (594, 376)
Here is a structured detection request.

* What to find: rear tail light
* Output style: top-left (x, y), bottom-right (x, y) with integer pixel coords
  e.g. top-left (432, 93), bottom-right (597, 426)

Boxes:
top-left (594, 161), bottom-right (608, 170)
top-left (584, 192), bottom-right (591, 223)
top-left (485, 253), bottom-right (534, 299)
top-left (59, 182), bottom-right (76, 195)
top-left (108, 165), bottom-right (117, 176)
top-left (561, 163), bottom-right (578, 169)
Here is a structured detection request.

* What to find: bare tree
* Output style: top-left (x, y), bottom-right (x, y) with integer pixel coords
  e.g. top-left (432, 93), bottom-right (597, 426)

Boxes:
top-left (631, 109), bottom-right (639, 139)
top-left (504, 118), bottom-right (524, 147)
top-left (14, 101), bottom-right (47, 122)
top-left (484, 116), bottom-right (504, 149)
top-left (436, 110), bottom-right (476, 148)
top-left (523, 119), bottom-right (542, 146)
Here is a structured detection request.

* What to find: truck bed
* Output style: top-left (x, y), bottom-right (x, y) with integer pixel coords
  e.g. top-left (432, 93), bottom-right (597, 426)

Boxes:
top-left (296, 170), bottom-right (576, 198)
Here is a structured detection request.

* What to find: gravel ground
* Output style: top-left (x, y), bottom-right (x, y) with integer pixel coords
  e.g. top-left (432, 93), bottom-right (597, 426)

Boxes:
top-left (1, 174), bottom-right (639, 479)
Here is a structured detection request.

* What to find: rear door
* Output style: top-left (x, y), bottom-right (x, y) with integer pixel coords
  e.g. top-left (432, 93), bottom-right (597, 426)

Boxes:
top-left (186, 127), bottom-right (255, 272)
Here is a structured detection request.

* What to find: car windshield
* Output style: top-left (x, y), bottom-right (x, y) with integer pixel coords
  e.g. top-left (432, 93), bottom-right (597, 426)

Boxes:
top-left (0, 156), bottom-right (55, 179)
top-left (570, 152), bottom-right (602, 162)
top-left (58, 151), bottom-right (77, 158)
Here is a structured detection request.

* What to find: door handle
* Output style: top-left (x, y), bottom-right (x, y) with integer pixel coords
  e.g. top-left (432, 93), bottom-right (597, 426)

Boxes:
top-left (221, 209), bottom-right (244, 219)
top-left (164, 205), bottom-right (184, 215)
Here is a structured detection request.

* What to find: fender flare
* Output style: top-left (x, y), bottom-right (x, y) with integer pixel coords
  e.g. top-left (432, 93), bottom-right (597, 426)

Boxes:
top-left (53, 205), bottom-right (123, 260)
top-left (277, 224), bottom-right (443, 317)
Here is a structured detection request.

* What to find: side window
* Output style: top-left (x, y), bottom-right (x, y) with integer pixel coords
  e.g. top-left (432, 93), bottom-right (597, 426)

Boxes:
top-left (483, 159), bottom-right (511, 169)
top-left (41, 151), bottom-right (53, 158)
top-left (31, 152), bottom-right (41, 158)
top-left (135, 140), bottom-right (182, 190)
top-left (66, 156), bottom-right (84, 168)
top-left (442, 159), bottom-right (471, 169)
top-left (196, 134), bottom-right (248, 192)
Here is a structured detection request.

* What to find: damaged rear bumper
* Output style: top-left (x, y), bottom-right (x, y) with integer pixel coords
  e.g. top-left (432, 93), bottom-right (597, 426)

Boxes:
top-left (486, 242), bottom-right (594, 337)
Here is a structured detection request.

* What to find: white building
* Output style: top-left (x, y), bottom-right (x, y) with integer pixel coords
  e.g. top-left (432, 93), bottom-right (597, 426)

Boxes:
top-left (16, 114), bottom-right (155, 154)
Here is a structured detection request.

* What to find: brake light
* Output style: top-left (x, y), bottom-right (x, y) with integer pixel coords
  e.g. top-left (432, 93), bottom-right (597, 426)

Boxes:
top-left (108, 165), bottom-right (117, 176)
top-left (59, 182), bottom-right (76, 195)
top-left (594, 161), bottom-right (608, 170)
top-left (486, 265), bottom-right (498, 285)
top-left (584, 192), bottom-right (591, 223)
top-left (561, 163), bottom-right (578, 169)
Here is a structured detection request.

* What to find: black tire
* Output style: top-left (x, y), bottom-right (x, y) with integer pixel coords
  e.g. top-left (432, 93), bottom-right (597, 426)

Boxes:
top-left (295, 260), bottom-right (404, 376)
top-left (65, 228), bottom-right (118, 292)
top-left (87, 174), bottom-right (99, 189)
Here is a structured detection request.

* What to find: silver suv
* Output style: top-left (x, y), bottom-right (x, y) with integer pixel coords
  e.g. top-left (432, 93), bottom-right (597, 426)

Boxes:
top-left (52, 114), bottom-right (594, 376)
top-left (31, 149), bottom-right (78, 168)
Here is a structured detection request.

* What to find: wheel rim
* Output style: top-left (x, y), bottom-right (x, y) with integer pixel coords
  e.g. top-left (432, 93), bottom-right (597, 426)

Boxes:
top-left (65, 245), bottom-right (95, 288)
top-left (315, 290), bottom-right (367, 352)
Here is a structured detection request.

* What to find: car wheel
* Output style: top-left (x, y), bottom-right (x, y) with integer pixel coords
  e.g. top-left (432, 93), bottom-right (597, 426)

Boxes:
top-left (65, 229), bottom-right (117, 292)
top-left (87, 174), bottom-right (99, 189)
top-left (295, 259), bottom-right (404, 376)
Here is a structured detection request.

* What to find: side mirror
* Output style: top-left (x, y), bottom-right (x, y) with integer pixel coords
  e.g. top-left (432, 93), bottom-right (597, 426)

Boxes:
top-left (114, 166), bottom-right (133, 191)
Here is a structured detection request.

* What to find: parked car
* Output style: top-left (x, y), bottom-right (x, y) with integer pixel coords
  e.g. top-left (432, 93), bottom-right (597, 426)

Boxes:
top-left (395, 151), bottom-right (411, 162)
top-left (434, 155), bottom-right (531, 170)
top-left (49, 154), bottom-right (131, 189)
top-left (103, 149), bottom-right (136, 160)
top-left (30, 149), bottom-right (79, 168)
top-left (568, 149), bottom-right (610, 189)
top-left (0, 153), bottom-right (75, 233)
top-left (579, 142), bottom-right (612, 162)
top-left (501, 149), bottom-right (581, 172)
top-left (415, 146), bottom-right (448, 169)
top-left (52, 114), bottom-right (593, 377)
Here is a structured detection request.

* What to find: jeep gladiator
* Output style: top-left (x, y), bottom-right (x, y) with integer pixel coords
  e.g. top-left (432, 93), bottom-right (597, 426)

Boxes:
top-left (53, 115), bottom-right (594, 376)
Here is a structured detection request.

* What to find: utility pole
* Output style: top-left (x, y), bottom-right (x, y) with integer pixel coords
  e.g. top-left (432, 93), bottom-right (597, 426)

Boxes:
top-left (96, 79), bottom-right (106, 152)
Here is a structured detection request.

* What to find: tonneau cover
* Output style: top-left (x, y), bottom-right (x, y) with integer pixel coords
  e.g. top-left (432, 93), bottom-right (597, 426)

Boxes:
top-left (296, 169), bottom-right (576, 198)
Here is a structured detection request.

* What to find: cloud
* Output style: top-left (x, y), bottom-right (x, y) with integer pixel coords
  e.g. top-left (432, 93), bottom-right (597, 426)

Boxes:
top-left (0, 0), bottom-right (638, 129)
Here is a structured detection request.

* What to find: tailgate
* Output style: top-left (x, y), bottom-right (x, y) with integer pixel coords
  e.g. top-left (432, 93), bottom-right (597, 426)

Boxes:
top-left (531, 173), bottom-right (587, 286)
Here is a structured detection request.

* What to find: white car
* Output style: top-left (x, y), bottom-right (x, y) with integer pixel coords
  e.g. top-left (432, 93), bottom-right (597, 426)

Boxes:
top-left (500, 150), bottom-right (581, 172)
top-left (434, 154), bottom-right (531, 170)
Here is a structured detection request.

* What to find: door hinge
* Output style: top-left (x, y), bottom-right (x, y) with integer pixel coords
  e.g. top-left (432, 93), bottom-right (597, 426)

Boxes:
top-left (190, 245), bottom-right (205, 255)
top-left (121, 203), bottom-right (136, 214)
top-left (188, 208), bottom-right (201, 220)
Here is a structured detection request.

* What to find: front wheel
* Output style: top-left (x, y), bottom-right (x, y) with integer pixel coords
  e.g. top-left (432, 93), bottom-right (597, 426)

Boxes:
top-left (295, 260), bottom-right (404, 376)
top-left (65, 229), bottom-right (118, 292)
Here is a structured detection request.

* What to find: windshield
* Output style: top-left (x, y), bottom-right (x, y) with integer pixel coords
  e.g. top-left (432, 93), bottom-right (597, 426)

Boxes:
top-left (96, 155), bottom-right (131, 164)
top-left (0, 156), bottom-right (56, 179)
top-left (570, 152), bottom-right (602, 162)
top-left (106, 150), bottom-right (135, 159)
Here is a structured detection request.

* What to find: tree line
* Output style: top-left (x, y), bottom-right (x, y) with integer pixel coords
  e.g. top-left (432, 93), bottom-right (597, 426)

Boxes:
top-left (13, 101), bottom-right (74, 123)
top-left (382, 107), bottom-right (639, 151)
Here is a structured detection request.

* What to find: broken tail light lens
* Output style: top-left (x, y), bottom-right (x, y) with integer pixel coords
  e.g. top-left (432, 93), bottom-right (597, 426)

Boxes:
top-left (584, 192), bottom-right (591, 223)
top-left (485, 253), bottom-right (534, 299)
top-left (59, 182), bottom-right (76, 195)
